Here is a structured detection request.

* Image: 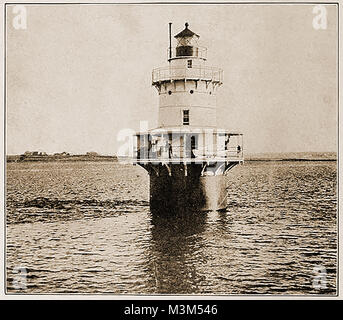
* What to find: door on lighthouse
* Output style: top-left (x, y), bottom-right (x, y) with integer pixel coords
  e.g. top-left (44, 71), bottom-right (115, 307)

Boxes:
top-left (191, 135), bottom-right (196, 159)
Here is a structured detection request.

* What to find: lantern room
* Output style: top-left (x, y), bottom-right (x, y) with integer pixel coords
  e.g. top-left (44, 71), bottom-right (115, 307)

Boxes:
top-left (169, 23), bottom-right (207, 60)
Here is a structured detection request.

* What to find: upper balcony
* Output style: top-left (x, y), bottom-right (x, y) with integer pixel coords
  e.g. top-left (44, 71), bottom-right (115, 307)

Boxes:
top-left (152, 65), bottom-right (223, 85)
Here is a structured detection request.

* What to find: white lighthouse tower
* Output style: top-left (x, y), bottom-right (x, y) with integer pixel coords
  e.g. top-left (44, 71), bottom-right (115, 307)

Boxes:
top-left (133, 23), bottom-right (243, 213)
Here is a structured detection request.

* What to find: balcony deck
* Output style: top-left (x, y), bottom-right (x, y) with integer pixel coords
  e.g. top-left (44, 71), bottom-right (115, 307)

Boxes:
top-left (133, 130), bottom-right (243, 167)
top-left (133, 148), bottom-right (243, 164)
top-left (132, 157), bottom-right (243, 164)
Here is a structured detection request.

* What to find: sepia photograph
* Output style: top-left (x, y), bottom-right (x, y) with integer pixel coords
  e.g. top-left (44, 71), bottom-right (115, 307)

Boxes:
top-left (3, 1), bottom-right (338, 296)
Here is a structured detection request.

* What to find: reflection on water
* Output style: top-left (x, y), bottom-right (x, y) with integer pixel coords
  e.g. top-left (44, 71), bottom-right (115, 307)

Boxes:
top-left (150, 211), bottom-right (208, 294)
top-left (6, 161), bottom-right (337, 294)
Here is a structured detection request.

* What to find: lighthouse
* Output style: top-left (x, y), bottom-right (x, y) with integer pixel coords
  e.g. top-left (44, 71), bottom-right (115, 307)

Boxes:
top-left (133, 23), bottom-right (243, 213)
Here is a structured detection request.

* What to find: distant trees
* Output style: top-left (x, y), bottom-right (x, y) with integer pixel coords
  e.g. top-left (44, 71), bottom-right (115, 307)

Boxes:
top-left (86, 152), bottom-right (99, 157)
top-left (20, 151), bottom-right (102, 157)
top-left (9, 150), bottom-right (118, 162)
top-left (53, 152), bottom-right (70, 157)
top-left (23, 151), bottom-right (48, 156)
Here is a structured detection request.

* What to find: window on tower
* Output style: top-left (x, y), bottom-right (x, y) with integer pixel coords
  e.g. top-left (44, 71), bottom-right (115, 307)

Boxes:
top-left (187, 60), bottom-right (192, 68)
top-left (183, 110), bottom-right (190, 125)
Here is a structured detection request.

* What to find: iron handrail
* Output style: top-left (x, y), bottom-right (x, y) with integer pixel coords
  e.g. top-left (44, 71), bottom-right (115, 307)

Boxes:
top-left (152, 65), bottom-right (223, 83)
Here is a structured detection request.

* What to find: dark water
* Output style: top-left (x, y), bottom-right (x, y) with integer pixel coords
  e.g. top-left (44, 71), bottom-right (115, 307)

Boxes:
top-left (6, 160), bottom-right (337, 295)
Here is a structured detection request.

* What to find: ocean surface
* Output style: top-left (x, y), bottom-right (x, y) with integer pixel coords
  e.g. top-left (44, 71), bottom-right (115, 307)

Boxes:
top-left (6, 160), bottom-right (337, 295)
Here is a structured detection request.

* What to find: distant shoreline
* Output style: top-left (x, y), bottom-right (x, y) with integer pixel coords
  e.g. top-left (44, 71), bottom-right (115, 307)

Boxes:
top-left (246, 158), bottom-right (336, 162)
top-left (6, 157), bottom-right (336, 163)
top-left (6, 151), bottom-right (337, 163)
top-left (6, 155), bottom-right (118, 163)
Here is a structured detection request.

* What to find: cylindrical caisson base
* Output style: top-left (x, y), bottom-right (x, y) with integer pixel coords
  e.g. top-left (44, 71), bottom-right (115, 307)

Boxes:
top-left (149, 164), bottom-right (228, 214)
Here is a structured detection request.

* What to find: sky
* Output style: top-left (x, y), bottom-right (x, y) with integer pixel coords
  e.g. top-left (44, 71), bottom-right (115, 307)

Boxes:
top-left (6, 3), bottom-right (338, 155)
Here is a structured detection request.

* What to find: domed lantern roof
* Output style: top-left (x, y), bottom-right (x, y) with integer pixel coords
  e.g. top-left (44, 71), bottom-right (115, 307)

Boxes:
top-left (173, 23), bottom-right (202, 58)
top-left (174, 23), bottom-right (199, 47)
top-left (174, 23), bottom-right (199, 38)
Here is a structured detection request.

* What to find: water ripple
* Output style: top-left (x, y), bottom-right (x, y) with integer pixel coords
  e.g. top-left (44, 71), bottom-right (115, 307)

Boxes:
top-left (6, 160), bottom-right (337, 295)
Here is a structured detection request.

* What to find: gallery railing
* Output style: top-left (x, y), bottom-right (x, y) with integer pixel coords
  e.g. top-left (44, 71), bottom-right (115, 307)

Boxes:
top-left (152, 66), bottom-right (223, 84)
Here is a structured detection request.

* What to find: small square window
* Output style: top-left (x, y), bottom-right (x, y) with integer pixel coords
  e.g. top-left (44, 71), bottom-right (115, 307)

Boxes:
top-left (187, 60), bottom-right (192, 68)
top-left (183, 110), bottom-right (189, 125)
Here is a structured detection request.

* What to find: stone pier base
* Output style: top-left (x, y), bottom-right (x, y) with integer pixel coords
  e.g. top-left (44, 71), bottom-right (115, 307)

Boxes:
top-left (145, 163), bottom-right (231, 214)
